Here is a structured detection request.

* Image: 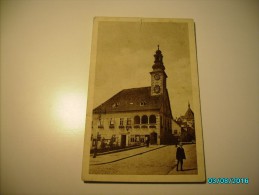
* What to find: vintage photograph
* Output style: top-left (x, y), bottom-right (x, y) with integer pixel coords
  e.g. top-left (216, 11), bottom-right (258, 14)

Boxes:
top-left (82, 17), bottom-right (205, 183)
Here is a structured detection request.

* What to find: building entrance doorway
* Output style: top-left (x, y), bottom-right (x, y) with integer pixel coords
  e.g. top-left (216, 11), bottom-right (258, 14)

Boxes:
top-left (121, 135), bottom-right (126, 148)
top-left (150, 132), bottom-right (157, 144)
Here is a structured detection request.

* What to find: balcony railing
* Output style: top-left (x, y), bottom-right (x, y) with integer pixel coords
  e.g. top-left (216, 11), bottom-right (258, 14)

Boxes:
top-left (98, 123), bottom-right (158, 129)
top-left (132, 124), bottom-right (157, 129)
top-left (109, 124), bottom-right (115, 128)
top-left (141, 125), bottom-right (148, 128)
top-left (149, 125), bottom-right (157, 128)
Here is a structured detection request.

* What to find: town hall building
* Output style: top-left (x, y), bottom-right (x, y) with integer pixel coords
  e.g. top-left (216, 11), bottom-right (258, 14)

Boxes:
top-left (91, 46), bottom-right (176, 149)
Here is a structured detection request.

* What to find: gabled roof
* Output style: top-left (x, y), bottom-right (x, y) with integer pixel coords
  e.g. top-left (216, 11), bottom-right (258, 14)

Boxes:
top-left (93, 87), bottom-right (163, 114)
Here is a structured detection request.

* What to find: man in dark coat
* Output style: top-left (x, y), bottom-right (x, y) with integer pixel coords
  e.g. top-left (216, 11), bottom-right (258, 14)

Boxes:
top-left (176, 143), bottom-right (186, 171)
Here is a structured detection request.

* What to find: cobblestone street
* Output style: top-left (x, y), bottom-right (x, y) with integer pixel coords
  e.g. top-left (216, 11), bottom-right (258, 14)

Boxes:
top-left (89, 144), bottom-right (197, 175)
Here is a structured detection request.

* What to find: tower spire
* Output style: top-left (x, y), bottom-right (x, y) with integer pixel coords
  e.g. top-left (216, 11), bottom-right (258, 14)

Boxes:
top-left (152, 45), bottom-right (165, 70)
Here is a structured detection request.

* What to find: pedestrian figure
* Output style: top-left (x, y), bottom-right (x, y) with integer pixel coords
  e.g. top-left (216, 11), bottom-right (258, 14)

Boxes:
top-left (176, 142), bottom-right (186, 171)
top-left (109, 136), bottom-right (115, 150)
top-left (146, 137), bottom-right (150, 147)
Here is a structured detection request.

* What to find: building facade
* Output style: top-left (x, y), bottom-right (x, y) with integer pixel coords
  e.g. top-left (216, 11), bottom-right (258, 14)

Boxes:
top-left (91, 47), bottom-right (175, 149)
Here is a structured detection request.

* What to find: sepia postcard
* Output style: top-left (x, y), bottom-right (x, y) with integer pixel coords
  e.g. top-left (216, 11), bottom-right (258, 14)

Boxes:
top-left (82, 17), bottom-right (205, 183)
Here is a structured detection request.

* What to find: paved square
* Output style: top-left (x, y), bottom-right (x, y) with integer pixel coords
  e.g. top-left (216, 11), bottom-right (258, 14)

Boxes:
top-left (89, 144), bottom-right (197, 175)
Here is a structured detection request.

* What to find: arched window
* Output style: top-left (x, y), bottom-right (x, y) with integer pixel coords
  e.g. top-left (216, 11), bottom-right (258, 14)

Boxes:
top-left (134, 115), bottom-right (140, 124)
top-left (141, 115), bottom-right (148, 124)
top-left (149, 115), bottom-right (156, 124)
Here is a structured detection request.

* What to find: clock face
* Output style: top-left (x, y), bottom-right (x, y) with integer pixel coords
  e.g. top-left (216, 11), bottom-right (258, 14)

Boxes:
top-left (154, 85), bottom-right (161, 93)
top-left (154, 74), bottom-right (160, 80)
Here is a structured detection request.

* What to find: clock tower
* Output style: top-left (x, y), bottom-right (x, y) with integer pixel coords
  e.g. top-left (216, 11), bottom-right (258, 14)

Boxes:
top-left (150, 45), bottom-right (168, 96)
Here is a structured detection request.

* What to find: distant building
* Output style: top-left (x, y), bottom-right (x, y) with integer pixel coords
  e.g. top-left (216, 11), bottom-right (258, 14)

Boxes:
top-left (172, 119), bottom-right (181, 144)
top-left (176, 103), bottom-right (195, 142)
top-left (91, 46), bottom-right (175, 149)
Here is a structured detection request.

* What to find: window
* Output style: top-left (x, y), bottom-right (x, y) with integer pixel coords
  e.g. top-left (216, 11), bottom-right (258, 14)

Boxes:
top-left (134, 115), bottom-right (140, 124)
top-left (140, 135), bottom-right (145, 143)
top-left (141, 115), bottom-right (148, 124)
top-left (140, 101), bottom-right (146, 106)
top-left (120, 118), bottom-right (124, 126)
top-left (109, 118), bottom-right (115, 128)
top-left (110, 118), bottom-right (114, 125)
top-left (98, 119), bottom-right (103, 128)
top-left (112, 102), bottom-right (119, 108)
top-left (127, 118), bottom-right (132, 125)
top-left (149, 115), bottom-right (156, 124)
top-left (174, 130), bottom-right (178, 135)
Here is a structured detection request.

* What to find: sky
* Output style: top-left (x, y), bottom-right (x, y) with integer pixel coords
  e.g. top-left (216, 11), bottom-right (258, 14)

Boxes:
top-left (92, 19), bottom-right (196, 117)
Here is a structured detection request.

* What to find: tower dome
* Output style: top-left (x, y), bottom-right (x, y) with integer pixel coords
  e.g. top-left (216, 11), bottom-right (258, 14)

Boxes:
top-left (152, 45), bottom-right (165, 70)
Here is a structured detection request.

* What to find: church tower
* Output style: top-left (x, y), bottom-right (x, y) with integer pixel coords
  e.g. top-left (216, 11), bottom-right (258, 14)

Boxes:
top-left (150, 45), bottom-right (168, 96)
